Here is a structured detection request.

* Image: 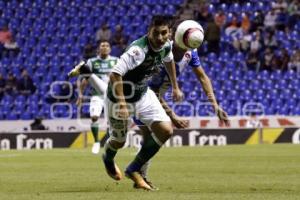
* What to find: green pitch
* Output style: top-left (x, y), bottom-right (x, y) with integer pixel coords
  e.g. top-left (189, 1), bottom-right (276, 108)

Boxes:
top-left (1, 144), bottom-right (300, 200)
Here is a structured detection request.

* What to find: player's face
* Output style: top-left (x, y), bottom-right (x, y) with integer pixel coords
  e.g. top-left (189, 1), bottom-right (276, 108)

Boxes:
top-left (148, 25), bottom-right (170, 50)
top-left (99, 42), bottom-right (111, 57)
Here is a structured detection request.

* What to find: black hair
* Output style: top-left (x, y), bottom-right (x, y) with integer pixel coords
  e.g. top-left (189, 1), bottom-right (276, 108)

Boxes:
top-left (149, 15), bottom-right (174, 28)
top-left (98, 39), bottom-right (110, 46)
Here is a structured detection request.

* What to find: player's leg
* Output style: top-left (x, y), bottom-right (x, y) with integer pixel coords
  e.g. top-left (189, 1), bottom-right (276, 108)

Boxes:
top-left (102, 97), bottom-right (129, 180)
top-left (89, 96), bottom-right (104, 154)
top-left (68, 61), bottom-right (91, 77)
top-left (68, 61), bottom-right (108, 95)
top-left (125, 89), bottom-right (172, 190)
top-left (138, 126), bottom-right (151, 179)
top-left (134, 125), bottom-right (157, 190)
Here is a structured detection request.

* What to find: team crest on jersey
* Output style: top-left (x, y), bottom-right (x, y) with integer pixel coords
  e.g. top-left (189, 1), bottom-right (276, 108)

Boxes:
top-left (133, 49), bottom-right (140, 56)
top-left (110, 60), bottom-right (117, 66)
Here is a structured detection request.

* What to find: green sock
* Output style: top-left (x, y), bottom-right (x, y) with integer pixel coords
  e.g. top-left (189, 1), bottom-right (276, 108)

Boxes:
top-left (128, 133), bottom-right (162, 172)
top-left (91, 122), bottom-right (99, 142)
top-left (103, 141), bottom-right (117, 162)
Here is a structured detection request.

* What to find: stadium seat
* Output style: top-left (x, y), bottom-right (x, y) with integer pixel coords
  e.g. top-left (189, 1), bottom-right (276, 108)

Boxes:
top-left (20, 112), bottom-right (32, 120)
top-left (6, 112), bottom-right (18, 120)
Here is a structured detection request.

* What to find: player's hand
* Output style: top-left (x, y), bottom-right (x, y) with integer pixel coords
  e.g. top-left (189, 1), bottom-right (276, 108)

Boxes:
top-left (76, 95), bottom-right (83, 106)
top-left (171, 115), bottom-right (189, 129)
top-left (172, 87), bottom-right (184, 102)
top-left (215, 106), bottom-right (230, 126)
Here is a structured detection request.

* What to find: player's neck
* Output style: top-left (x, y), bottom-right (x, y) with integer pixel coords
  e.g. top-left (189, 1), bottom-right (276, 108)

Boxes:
top-left (99, 54), bottom-right (109, 59)
top-left (147, 36), bottom-right (164, 52)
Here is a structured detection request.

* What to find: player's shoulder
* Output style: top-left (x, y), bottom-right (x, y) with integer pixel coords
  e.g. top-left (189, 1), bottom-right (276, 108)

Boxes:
top-left (87, 56), bottom-right (99, 63)
top-left (129, 35), bottom-right (148, 50)
top-left (162, 39), bottom-right (172, 51)
top-left (164, 39), bottom-right (172, 48)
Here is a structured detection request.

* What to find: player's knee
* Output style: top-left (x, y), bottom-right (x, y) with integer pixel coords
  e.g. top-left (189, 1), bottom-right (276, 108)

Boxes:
top-left (152, 122), bottom-right (173, 139)
top-left (109, 139), bottom-right (125, 149)
top-left (161, 126), bottom-right (173, 138)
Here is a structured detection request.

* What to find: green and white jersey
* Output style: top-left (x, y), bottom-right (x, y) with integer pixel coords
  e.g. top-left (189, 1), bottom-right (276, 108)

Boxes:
top-left (107, 35), bottom-right (173, 103)
top-left (86, 55), bottom-right (118, 97)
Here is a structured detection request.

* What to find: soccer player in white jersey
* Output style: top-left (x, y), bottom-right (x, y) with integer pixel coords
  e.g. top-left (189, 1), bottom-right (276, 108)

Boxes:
top-left (76, 41), bottom-right (117, 154)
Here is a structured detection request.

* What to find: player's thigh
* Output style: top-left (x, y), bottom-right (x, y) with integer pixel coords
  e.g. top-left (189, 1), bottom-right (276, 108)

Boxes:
top-left (135, 89), bottom-right (171, 127)
top-left (89, 96), bottom-right (104, 117)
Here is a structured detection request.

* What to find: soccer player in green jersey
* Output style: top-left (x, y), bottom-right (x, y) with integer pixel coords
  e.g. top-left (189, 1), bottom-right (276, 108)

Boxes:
top-left (69, 16), bottom-right (183, 190)
top-left (104, 16), bottom-right (182, 190)
top-left (76, 41), bottom-right (118, 154)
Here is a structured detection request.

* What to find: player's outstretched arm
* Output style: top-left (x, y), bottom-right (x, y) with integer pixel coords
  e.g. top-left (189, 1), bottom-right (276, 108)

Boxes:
top-left (152, 88), bottom-right (188, 129)
top-left (193, 67), bottom-right (229, 125)
top-left (164, 60), bottom-right (183, 102)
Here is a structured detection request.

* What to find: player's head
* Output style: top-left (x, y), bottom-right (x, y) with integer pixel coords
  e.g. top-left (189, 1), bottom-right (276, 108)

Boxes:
top-left (147, 15), bottom-right (172, 50)
top-left (98, 40), bottom-right (111, 58)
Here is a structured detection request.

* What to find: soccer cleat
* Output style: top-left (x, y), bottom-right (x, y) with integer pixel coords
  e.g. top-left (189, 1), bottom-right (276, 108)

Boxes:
top-left (92, 142), bottom-right (100, 154)
top-left (102, 154), bottom-right (122, 181)
top-left (125, 169), bottom-right (153, 191)
top-left (133, 177), bottom-right (159, 191)
top-left (68, 60), bottom-right (92, 77)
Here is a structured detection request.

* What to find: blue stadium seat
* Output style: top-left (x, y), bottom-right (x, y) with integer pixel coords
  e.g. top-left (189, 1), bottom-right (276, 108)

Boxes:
top-left (289, 79), bottom-right (299, 90)
top-left (165, 5), bottom-right (176, 15)
top-left (219, 3), bottom-right (228, 12)
top-left (262, 79), bottom-right (273, 90)
top-left (275, 79), bottom-right (288, 90)
top-left (7, 112), bottom-right (18, 120)
top-left (20, 112), bottom-right (33, 120)
top-left (249, 80), bottom-right (260, 91)
top-left (235, 80), bottom-right (247, 91)
top-left (257, 70), bottom-right (270, 80)
top-left (291, 106), bottom-right (300, 115)
top-left (230, 3), bottom-right (241, 13)
top-left (243, 70), bottom-right (256, 81)
top-left (242, 2), bottom-right (253, 12)
top-left (240, 90), bottom-right (252, 101)
top-left (227, 90), bottom-right (239, 101)
top-left (265, 106), bottom-right (275, 115)
top-left (207, 52), bottom-right (217, 63)
top-left (140, 5), bottom-right (151, 16)
top-left (279, 89), bottom-right (292, 100)
top-left (253, 89), bottom-right (265, 101)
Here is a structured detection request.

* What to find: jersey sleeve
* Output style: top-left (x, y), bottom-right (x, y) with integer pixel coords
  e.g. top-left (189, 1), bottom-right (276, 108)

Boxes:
top-left (189, 49), bottom-right (202, 68)
top-left (163, 50), bottom-right (174, 63)
top-left (111, 46), bottom-right (145, 76)
top-left (162, 40), bottom-right (173, 63)
top-left (86, 59), bottom-right (93, 72)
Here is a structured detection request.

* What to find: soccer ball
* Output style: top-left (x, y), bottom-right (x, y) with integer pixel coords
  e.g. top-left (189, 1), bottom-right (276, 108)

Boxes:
top-left (174, 20), bottom-right (204, 50)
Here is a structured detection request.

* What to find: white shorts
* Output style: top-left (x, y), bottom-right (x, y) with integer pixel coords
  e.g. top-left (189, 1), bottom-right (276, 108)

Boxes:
top-left (89, 96), bottom-right (104, 117)
top-left (106, 88), bottom-right (170, 142)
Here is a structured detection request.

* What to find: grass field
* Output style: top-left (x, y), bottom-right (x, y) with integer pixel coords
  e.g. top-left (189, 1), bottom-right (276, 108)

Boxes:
top-left (1, 144), bottom-right (300, 200)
